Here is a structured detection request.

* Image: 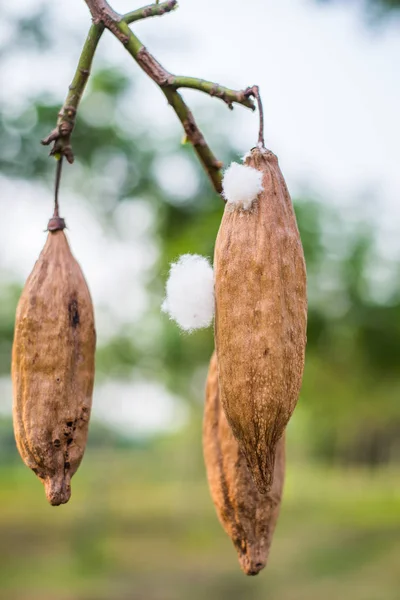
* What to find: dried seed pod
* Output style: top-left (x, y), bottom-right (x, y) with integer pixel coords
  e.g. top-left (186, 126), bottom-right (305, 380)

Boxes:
top-left (214, 148), bottom-right (307, 493)
top-left (12, 221), bottom-right (96, 505)
top-left (203, 352), bottom-right (285, 576)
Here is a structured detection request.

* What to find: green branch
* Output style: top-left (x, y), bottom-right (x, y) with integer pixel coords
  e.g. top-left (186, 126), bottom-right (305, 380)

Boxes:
top-left (124, 0), bottom-right (178, 23)
top-left (114, 20), bottom-right (225, 191)
top-left (112, 20), bottom-right (256, 193)
top-left (169, 77), bottom-right (255, 111)
top-left (42, 1), bottom-right (177, 162)
top-left (41, 22), bottom-right (104, 162)
top-left (162, 88), bottom-right (224, 193)
top-left (98, 12), bottom-right (255, 194)
top-left (43, 0), bottom-right (262, 196)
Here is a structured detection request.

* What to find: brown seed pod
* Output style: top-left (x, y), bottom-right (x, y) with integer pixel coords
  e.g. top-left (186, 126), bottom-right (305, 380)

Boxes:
top-left (214, 147), bottom-right (307, 493)
top-left (203, 352), bottom-right (285, 576)
top-left (12, 222), bottom-right (96, 505)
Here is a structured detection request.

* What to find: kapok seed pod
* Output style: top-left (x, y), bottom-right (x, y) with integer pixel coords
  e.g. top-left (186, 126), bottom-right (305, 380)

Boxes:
top-left (12, 220), bottom-right (96, 506)
top-left (214, 148), bottom-right (307, 493)
top-left (203, 352), bottom-right (285, 576)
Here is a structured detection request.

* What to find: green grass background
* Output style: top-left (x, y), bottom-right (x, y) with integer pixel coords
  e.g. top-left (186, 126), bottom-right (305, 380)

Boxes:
top-left (1, 437), bottom-right (399, 600)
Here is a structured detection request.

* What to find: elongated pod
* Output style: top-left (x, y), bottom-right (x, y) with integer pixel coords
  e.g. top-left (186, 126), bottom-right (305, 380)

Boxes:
top-left (12, 225), bottom-right (96, 505)
top-left (214, 148), bottom-right (306, 493)
top-left (203, 352), bottom-right (285, 575)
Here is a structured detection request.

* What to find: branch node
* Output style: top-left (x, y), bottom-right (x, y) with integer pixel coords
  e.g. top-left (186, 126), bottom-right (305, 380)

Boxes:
top-left (64, 106), bottom-right (77, 117)
top-left (106, 19), bottom-right (128, 44)
top-left (165, 75), bottom-right (175, 86)
top-left (41, 129), bottom-right (59, 146)
top-left (209, 83), bottom-right (218, 97)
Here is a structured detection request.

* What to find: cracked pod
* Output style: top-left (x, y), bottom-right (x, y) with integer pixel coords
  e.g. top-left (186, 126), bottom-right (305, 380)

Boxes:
top-left (214, 147), bottom-right (307, 493)
top-left (203, 352), bottom-right (285, 576)
top-left (12, 222), bottom-right (96, 506)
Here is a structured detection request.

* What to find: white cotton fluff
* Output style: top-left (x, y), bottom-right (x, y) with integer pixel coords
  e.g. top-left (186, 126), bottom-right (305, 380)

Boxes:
top-left (162, 254), bottom-right (215, 332)
top-left (222, 162), bottom-right (263, 210)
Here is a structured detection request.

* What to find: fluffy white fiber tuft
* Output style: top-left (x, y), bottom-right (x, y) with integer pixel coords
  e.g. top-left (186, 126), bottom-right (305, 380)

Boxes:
top-left (162, 254), bottom-right (215, 332)
top-left (222, 162), bottom-right (263, 210)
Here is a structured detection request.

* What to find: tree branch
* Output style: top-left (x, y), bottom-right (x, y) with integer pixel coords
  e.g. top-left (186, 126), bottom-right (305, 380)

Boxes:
top-left (85, 0), bottom-right (120, 23)
top-left (41, 1), bottom-right (178, 162)
top-left (84, 0), bottom-right (256, 194)
top-left (162, 87), bottom-right (223, 193)
top-left (245, 85), bottom-right (265, 148)
top-left (124, 0), bottom-right (178, 23)
top-left (167, 77), bottom-right (255, 111)
top-left (43, 0), bottom-right (261, 196)
top-left (41, 22), bottom-right (104, 162)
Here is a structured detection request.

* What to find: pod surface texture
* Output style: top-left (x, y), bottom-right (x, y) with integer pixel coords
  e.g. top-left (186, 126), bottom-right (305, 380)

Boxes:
top-left (203, 352), bottom-right (285, 576)
top-left (214, 148), bottom-right (307, 492)
top-left (12, 230), bottom-right (96, 505)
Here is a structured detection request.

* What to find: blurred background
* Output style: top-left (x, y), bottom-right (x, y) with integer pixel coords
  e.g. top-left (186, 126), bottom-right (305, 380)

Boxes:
top-left (0, 0), bottom-right (399, 598)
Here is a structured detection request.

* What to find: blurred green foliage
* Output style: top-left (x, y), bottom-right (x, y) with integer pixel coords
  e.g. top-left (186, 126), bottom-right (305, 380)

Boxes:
top-left (0, 440), bottom-right (399, 600)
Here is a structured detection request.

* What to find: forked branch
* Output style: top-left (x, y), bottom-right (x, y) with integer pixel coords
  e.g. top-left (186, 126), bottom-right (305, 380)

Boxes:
top-left (41, 1), bottom-right (178, 162)
top-left (43, 0), bottom-right (263, 195)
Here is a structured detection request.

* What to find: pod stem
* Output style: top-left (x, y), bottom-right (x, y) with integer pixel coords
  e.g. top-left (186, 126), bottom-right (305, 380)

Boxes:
top-left (54, 156), bottom-right (63, 218)
top-left (245, 85), bottom-right (265, 149)
top-left (48, 157), bottom-right (66, 232)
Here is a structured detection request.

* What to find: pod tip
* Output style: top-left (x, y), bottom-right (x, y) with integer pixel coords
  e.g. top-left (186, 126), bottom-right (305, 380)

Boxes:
top-left (239, 552), bottom-right (266, 576)
top-left (44, 476), bottom-right (71, 506)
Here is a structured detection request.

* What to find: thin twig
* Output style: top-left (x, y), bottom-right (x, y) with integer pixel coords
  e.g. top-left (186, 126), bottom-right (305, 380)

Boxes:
top-left (124, 0), bottom-right (178, 23)
top-left (84, 0), bottom-right (256, 194)
top-left (245, 85), bottom-right (265, 148)
top-left (169, 77), bottom-right (254, 110)
top-left (47, 157), bottom-right (66, 232)
top-left (41, 22), bottom-right (104, 162)
top-left (41, 1), bottom-right (177, 162)
top-left (117, 19), bottom-right (227, 192)
top-left (162, 87), bottom-right (223, 192)
top-left (54, 156), bottom-right (63, 218)
top-left (43, 0), bottom-right (261, 196)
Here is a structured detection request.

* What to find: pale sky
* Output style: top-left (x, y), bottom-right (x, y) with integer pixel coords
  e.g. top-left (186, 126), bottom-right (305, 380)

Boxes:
top-left (0, 0), bottom-right (398, 434)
